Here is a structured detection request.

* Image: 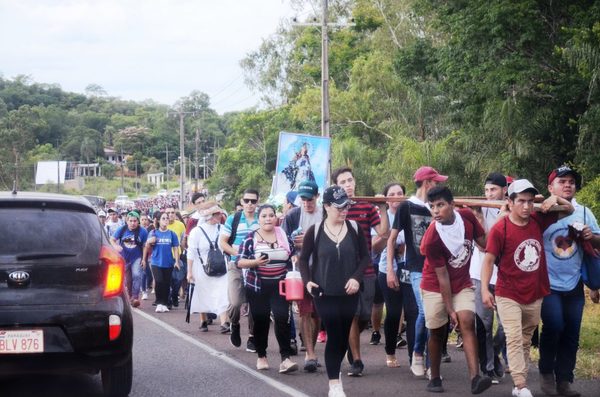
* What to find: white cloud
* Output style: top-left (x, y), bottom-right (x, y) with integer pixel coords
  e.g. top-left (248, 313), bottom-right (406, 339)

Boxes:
top-left (0, 0), bottom-right (297, 113)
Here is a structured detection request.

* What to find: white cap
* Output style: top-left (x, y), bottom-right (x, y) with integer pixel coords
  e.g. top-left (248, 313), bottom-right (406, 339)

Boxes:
top-left (508, 179), bottom-right (539, 196)
top-left (98, 210), bottom-right (107, 217)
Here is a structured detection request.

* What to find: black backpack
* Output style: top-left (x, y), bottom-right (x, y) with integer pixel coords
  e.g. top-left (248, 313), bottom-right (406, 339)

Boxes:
top-left (197, 225), bottom-right (227, 277)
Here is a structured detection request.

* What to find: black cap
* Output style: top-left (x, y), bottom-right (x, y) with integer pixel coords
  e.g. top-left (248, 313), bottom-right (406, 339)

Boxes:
top-left (548, 165), bottom-right (582, 188)
top-left (323, 185), bottom-right (355, 208)
top-left (484, 172), bottom-right (507, 188)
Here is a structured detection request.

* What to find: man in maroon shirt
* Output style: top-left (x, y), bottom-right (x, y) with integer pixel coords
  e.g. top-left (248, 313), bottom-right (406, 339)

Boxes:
top-left (420, 185), bottom-right (492, 394)
top-left (481, 180), bottom-right (573, 397)
top-left (332, 166), bottom-right (389, 377)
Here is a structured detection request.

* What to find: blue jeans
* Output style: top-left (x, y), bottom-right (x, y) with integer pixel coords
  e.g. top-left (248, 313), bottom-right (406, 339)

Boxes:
top-left (539, 281), bottom-right (585, 383)
top-left (410, 271), bottom-right (428, 355)
top-left (126, 257), bottom-right (143, 300)
top-left (169, 260), bottom-right (186, 305)
top-left (141, 263), bottom-right (153, 291)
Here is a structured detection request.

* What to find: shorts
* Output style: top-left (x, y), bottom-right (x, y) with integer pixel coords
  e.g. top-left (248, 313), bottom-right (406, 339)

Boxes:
top-left (297, 291), bottom-right (316, 316)
top-left (355, 275), bottom-right (376, 322)
top-left (373, 276), bottom-right (384, 304)
top-left (422, 287), bottom-right (475, 329)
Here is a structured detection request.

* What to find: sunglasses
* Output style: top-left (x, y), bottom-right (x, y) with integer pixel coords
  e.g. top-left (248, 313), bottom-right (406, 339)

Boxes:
top-left (242, 198), bottom-right (258, 204)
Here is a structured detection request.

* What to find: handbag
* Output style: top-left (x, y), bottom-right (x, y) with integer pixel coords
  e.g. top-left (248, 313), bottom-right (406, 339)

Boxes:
top-left (197, 225), bottom-right (227, 277)
top-left (581, 208), bottom-right (600, 290)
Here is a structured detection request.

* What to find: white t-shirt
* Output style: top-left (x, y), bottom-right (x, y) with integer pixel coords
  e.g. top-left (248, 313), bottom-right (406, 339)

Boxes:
top-left (469, 207), bottom-right (499, 284)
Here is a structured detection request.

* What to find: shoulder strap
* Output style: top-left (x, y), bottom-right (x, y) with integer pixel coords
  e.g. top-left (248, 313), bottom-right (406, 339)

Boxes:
top-left (227, 211), bottom-right (243, 246)
top-left (197, 226), bottom-right (215, 250)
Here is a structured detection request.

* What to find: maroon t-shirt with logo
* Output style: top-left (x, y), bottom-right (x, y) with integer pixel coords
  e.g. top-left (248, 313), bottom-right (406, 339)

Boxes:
top-left (346, 201), bottom-right (381, 276)
top-left (420, 209), bottom-right (485, 294)
top-left (486, 212), bottom-right (557, 304)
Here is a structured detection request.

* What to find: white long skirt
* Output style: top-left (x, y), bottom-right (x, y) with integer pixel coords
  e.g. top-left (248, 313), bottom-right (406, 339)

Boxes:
top-left (190, 259), bottom-right (229, 315)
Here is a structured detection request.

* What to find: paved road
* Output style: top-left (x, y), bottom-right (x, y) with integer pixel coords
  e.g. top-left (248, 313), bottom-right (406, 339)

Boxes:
top-left (1, 300), bottom-right (598, 397)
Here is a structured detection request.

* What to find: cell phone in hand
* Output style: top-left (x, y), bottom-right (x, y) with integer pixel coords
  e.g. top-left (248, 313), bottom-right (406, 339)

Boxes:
top-left (310, 285), bottom-right (324, 297)
top-left (260, 252), bottom-right (269, 260)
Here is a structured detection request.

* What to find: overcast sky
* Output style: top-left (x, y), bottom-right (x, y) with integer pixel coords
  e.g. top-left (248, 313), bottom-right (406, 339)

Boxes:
top-left (0, 0), bottom-right (305, 114)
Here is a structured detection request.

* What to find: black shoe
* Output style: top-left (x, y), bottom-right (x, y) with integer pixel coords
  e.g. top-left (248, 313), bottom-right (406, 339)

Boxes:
top-left (485, 370), bottom-right (499, 385)
top-left (290, 339), bottom-right (298, 356)
top-left (304, 358), bottom-right (318, 373)
top-left (219, 322), bottom-right (231, 334)
top-left (456, 334), bottom-right (463, 349)
top-left (347, 359), bottom-right (364, 377)
top-left (246, 337), bottom-right (257, 353)
top-left (471, 374), bottom-right (493, 394)
top-left (199, 321), bottom-right (208, 332)
top-left (166, 304), bottom-right (173, 310)
top-left (427, 377), bottom-right (444, 393)
top-left (172, 300), bottom-right (179, 308)
top-left (152, 302), bottom-right (157, 306)
top-left (396, 334), bottom-right (408, 348)
top-left (370, 331), bottom-right (381, 345)
top-left (442, 352), bottom-right (452, 363)
top-left (230, 323), bottom-right (241, 347)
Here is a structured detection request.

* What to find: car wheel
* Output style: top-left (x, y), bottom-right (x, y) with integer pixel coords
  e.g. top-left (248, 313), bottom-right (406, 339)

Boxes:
top-left (101, 356), bottom-right (132, 397)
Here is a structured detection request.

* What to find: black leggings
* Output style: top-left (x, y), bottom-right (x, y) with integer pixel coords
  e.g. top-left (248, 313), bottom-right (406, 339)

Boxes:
top-left (246, 279), bottom-right (293, 360)
top-left (314, 294), bottom-right (359, 380)
top-left (378, 272), bottom-right (418, 358)
top-left (151, 265), bottom-right (173, 306)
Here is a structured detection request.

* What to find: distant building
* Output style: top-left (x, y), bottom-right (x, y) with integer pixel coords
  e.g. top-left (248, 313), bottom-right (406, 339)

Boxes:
top-left (104, 147), bottom-right (128, 164)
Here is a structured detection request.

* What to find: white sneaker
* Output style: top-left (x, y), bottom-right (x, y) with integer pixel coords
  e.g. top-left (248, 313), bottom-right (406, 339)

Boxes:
top-left (410, 353), bottom-right (426, 377)
top-left (161, 304), bottom-right (169, 312)
top-left (155, 305), bottom-right (162, 313)
top-left (512, 387), bottom-right (534, 397)
top-left (141, 292), bottom-right (149, 300)
top-left (328, 383), bottom-right (346, 397)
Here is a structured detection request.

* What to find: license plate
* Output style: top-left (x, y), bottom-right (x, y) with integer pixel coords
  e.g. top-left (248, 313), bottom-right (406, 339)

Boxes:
top-left (0, 330), bottom-right (44, 353)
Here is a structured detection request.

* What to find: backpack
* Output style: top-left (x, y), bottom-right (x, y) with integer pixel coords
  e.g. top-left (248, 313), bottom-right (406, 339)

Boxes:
top-left (197, 224), bottom-right (227, 277)
top-left (227, 211), bottom-right (243, 246)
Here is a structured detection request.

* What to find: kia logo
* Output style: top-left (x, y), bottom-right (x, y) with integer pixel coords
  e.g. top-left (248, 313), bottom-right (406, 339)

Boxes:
top-left (8, 271), bottom-right (30, 283)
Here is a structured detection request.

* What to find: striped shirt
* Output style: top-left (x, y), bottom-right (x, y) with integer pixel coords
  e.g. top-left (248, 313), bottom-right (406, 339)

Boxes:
top-left (220, 211), bottom-right (259, 261)
top-left (347, 201), bottom-right (381, 276)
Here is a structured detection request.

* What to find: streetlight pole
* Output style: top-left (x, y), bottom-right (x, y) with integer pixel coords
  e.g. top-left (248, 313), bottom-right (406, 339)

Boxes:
top-left (321, 0), bottom-right (329, 138)
top-left (167, 109), bottom-right (196, 210)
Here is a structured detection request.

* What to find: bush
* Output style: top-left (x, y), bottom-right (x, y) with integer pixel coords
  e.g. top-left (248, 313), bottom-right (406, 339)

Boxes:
top-left (576, 175), bottom-right (600, 221)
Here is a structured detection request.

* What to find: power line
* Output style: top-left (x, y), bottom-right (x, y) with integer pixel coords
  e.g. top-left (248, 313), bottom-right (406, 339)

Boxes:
top-left (208, 74), bottom-right (244, 100)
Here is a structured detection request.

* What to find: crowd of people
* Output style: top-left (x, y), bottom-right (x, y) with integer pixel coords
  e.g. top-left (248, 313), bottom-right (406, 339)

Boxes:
top-left (98, 164), bottom-right (600, 397)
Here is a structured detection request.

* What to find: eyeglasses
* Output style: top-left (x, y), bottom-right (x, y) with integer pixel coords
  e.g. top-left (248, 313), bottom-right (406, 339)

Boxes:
top-left (242, 198), bottom-right (258, 205)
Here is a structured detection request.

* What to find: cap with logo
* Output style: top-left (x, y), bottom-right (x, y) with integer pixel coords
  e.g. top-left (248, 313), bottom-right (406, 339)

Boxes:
top-left (297, 180), bottom-right (319, 199)
top-left (98, 210), bottom-right (107, 217)
top-left (107, 207), bottom-right (117, 214)
top-left (484, 172), bottom-right (507, 188)
top-left (323, 185), bottom-right (355, 208)
top-left (548, 165), bottom-right (582, 187)
top-left (413, 166), bottom-right (448, 182)
top-left (508, 179), bottom-right (539, 196)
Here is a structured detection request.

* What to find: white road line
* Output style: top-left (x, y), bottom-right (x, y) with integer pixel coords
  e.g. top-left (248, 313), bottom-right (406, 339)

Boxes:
top-left (134, 310), bottom-right (311, 397)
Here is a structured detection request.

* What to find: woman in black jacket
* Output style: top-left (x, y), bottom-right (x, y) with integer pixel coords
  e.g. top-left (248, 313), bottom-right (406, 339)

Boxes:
top-left (297, 186), bottom-right (370, 397)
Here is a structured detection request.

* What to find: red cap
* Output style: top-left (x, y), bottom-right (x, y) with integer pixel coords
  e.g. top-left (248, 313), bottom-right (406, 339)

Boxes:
top-left (413, 166), bottom-right (448, 182)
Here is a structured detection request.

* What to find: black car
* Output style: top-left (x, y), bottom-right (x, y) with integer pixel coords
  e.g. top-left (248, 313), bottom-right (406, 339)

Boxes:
top-left (0, 191), bottom-right (133, 397)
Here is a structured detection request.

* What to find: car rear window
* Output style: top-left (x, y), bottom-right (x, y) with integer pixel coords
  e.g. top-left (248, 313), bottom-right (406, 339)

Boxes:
top-left (0, 208), bottom-right (102, 257)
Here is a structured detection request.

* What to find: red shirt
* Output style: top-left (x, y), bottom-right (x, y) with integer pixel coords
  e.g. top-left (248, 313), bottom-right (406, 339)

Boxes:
top-left (421, 209), bottom-right (485, 294)
top-left (486, 212), bottom-right (557, 304)
top-left (347, 201), bottom-right (381, 276)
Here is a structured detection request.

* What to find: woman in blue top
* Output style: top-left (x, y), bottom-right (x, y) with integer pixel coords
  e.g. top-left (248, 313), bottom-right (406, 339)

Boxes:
top-left (146, 211), bottom-right (180, 313)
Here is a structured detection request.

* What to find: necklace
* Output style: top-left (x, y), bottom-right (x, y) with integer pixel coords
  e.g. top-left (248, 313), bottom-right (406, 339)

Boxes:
top-left (324, 221), bottom-right (345, 259)
top-left (255, 230), bottom-right (278, 249)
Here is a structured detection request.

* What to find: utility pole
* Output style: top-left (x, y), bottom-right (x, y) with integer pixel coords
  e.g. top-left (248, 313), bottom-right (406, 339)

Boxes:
top-left (120, 147), bottom-right (124, 194)
top-left (321, 0), bottom-right (329, 138)
top-left (167, 109), bottom-right (195, 210)
top-left (195, 127), bottom-right (200, 191)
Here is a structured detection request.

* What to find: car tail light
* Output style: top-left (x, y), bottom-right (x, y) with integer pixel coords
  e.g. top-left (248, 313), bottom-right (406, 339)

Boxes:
top-left (108, 314), bottom-right (121, 341)
top-left (100, 245), bottom-right (125, 298)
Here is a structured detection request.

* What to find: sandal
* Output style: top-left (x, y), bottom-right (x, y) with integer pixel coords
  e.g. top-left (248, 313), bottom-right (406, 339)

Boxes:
top-left (386, 356), bottom-right (400, 368)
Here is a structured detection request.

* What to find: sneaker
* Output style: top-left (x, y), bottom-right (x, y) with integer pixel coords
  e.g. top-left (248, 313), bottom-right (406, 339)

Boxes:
top-left (427, 377), bottom-right (444, 393)
top-left (369, 331), bottom-right (381, 345)
top-left (512, 387), bottom-right (533, 397)
top-left (246, 337), bottom-right (257, 353)
top-left (493, 355), bottom-right (505, 378)
top-left (199, 321), bottom-right (208, 332)
top-left (131, 299), bottom-right (140, 308)
top-left (230, 323), bottom-right (241, 347)
top-left (485, 370), bottom-right (500, 385)
top-left (161, 304), bottom-right (169, 312)
top-left (442, 352), bottom-right (452, 363)
top-left (396, 335), bottom-right (407, 348)
top-left (256, 357), bottom-right (269, 370)
top-left (317, 330), bottom-right (327, 343)
top-left (155, 305), bottom-right (162, 313)
top-left (328, 382), bottom-right (346, 397)
top-left (279, 358), bottom-right (298, 374)
top-left (471, 374), bottom-right (493, 394)
top-left (290, 339), bottom-right (298, 356)
top-left (304, 358), bottom-right (318, 373)
top-left (556, 381), bottom-right (580, 397)
top-left (410, 353), bottom-right (426, 377)
top-left (141, 291), bottom-right (149, 300)
top-left (347, 359), bottom-right (364, 377)
top-left (219, 322), bottom-right (231, 334)
top-left (456, 334), bottom-right (463, 349)
top-left (540, 373), bottom-right (558, 396)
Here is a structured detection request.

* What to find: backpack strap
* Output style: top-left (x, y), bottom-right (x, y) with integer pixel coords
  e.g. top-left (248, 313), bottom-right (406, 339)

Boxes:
top-left (227, 211), bottom-right (243, 246)
top-left (198, 225), bottom-right (216, 250)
